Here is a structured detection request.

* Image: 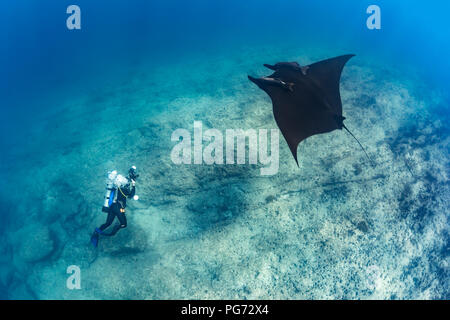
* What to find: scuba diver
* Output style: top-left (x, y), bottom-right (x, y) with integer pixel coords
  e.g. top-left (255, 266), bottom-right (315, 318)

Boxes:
top-left (90, 166), bottom-right (139, 247)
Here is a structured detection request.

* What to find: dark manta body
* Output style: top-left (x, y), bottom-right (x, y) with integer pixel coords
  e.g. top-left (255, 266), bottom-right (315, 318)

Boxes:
top-left (248, 54), bottom-right (371, 166)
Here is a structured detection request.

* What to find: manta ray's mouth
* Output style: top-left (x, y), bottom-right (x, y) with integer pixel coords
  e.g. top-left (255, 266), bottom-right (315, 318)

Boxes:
top-left (247, 75), bottom-right (261, 85)
top-left (263, 64), bottom-right (276, 70)
top-left (247, 75), bottom-right (273, 88)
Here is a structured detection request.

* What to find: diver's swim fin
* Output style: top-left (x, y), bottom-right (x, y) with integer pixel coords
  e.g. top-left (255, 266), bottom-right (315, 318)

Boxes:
top-left (90, 232), bottom-right (99, 247)
top-left (90, 228), bottom-right (102, 248)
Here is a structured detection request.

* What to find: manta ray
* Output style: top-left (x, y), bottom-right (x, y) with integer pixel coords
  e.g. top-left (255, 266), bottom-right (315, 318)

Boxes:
top-left (248, 54), bottom-right (371, 166)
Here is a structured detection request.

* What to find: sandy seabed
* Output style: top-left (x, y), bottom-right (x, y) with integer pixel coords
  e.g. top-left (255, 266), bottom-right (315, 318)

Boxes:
top-left (0, 46), bottom-right (448, 299)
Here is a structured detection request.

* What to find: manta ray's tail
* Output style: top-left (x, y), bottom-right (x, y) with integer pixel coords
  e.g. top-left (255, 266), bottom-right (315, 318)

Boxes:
top-left (342, 124), bottom-right (375, 167)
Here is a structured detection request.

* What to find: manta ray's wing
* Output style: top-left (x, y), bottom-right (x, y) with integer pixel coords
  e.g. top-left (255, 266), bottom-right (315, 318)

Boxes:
top-left (305, 54), bottom-right (355, 115)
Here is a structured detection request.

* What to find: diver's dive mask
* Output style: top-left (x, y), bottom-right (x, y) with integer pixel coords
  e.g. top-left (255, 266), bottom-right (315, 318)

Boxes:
top-left (128, 166), bottom-right (139, 181)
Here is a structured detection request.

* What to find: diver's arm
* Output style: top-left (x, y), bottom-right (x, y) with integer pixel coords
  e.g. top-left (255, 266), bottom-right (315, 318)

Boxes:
top-left (128, 185), bottom-right (136, 198)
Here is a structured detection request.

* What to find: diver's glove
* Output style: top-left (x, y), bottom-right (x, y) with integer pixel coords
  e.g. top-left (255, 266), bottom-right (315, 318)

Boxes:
top-left (131, 179), bottom-right (136, 187)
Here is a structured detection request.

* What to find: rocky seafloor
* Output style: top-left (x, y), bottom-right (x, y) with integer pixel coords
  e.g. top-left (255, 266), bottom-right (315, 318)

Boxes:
top-left (0, 46), bottom-right (448, 299)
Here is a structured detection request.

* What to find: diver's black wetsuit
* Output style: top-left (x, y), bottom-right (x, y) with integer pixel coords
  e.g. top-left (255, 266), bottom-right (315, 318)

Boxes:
top-left (99, 184), bottom-right (135, 236)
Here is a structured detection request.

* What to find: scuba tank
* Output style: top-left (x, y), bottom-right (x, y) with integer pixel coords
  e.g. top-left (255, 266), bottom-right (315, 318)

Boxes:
top-left (102, 170), bottom-right (118, 212)
top-left (102, 168), bottom-right (139, 212)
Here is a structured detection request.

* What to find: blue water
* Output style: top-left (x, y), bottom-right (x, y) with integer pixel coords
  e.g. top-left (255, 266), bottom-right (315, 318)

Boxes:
top-left (2, 1), bottom-right (450, 125)
top-left (0, 1), bottom-right (449, 299)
